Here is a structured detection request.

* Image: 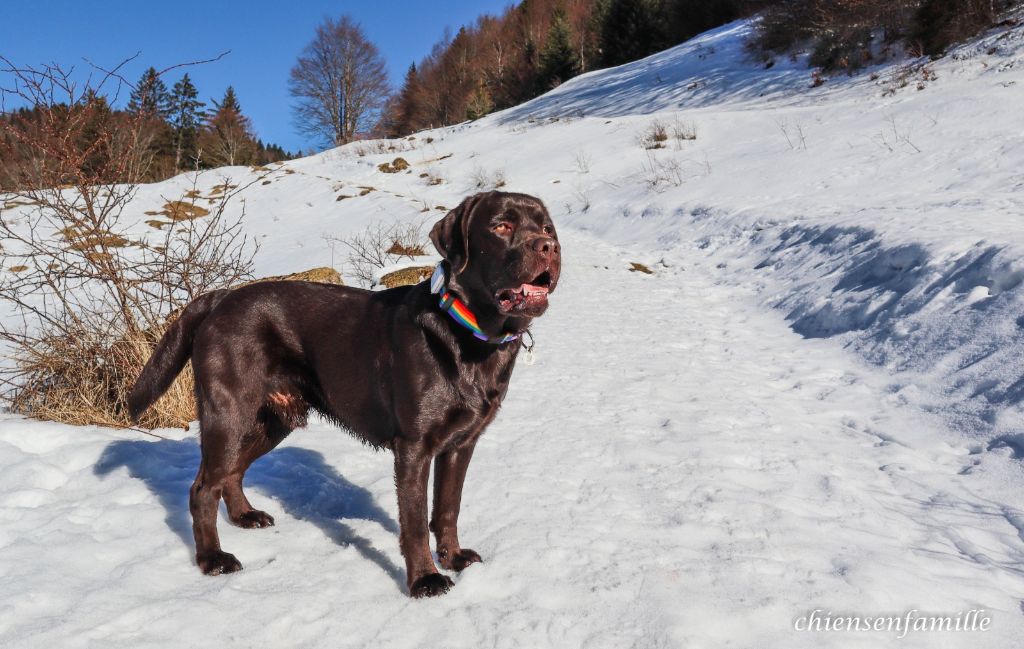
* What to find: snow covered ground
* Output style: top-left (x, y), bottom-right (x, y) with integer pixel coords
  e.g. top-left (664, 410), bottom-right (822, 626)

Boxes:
top-left (3, 16), bottom-right (1024, 648)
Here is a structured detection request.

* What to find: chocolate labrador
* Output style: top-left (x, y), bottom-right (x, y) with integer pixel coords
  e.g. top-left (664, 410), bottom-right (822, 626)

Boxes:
top-left (128, 190), bottom-right (560, 597)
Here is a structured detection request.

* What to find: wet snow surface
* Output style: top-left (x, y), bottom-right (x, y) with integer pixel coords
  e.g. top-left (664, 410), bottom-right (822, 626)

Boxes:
top-left (2, 16), bottom-right (1024, 649)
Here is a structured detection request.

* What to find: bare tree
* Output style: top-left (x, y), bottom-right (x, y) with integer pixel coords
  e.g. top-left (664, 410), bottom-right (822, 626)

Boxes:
top-left (0, 57), bottom-right (259, 428)
top-left (289, 16), bottom-right (390, 147)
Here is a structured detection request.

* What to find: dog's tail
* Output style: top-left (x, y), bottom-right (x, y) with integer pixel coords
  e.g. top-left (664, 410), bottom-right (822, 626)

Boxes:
top-left (127, 289), bottom-right (230, 423)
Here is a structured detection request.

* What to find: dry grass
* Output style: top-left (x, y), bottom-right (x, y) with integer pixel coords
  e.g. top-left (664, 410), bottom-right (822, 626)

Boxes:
top-left (386, 241), bottom-right (426, 256)
top-left (250, 266), bottom-right (343, 285)
top-left (379, 265), bottom-right (433, 288)
top-left (421, 168), bottom-right (445, 185)
top-left (60, 226), bottom-right (131, 251)
top-left (377, 157), bottom-right (410, 173)
top-left (208, 182), bottom-right (238, 196)
top-left (10, 322), bottom-right (197, 429)
top-left (7, 266), bottom-right (344, 429)
top-left (158, 200), bottom-right (212, 221)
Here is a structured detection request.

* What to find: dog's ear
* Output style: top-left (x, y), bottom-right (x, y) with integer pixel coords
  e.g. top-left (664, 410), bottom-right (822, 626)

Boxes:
top-left (430, 193), bottom-right (487, 274)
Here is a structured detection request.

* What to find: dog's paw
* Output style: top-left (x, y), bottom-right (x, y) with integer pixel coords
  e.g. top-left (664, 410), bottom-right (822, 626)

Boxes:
top-left (409, 572), bottom-right (454, 598)
top-left (441, 548), bottom-right (482, 572)
top-left (197, 550), bottom-right (243, 575)
top-left (233, 510), bottom-right (275, 529)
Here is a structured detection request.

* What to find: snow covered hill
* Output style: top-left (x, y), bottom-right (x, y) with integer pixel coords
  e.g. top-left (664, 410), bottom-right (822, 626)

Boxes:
top-left (3, 16), bottom-right (1024, 649)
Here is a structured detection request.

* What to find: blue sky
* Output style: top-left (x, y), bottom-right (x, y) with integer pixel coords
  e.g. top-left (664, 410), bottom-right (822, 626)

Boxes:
top-left (1, 0), bottom-right (513, 153)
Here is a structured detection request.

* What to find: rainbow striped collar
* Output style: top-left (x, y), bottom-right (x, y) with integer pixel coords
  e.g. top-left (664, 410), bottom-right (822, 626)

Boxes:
top-left (429, 263), bottom-right (520, 344)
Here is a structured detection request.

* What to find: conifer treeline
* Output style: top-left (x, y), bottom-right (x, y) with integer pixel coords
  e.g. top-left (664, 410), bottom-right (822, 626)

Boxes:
top-left (0, 67), bottom-right (296, 188)
top-left (380, 0), bottom-right (1018, 135)
top-left (124, 67), bottom-right (297, 178)
top-left (380, 0), bottom-right (765, 136)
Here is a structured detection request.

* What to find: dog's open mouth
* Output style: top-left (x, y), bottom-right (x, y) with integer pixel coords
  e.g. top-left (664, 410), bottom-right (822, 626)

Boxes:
top-left (496, 271), bottom-right (552, 313)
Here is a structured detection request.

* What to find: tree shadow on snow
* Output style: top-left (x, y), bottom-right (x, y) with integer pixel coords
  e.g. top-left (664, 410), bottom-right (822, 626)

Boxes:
top-left (94, 437), bottom-right (405, 590)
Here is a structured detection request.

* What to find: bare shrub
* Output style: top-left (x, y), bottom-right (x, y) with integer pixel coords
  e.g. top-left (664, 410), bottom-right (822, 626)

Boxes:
top-left (639, 120), bottom-right (670, 149)
top-left (571, 183), bottom-right (591, 213)
top-left (914, 0), bottom-right (1016, 56)
top-left (0, 59), bottom-right (259, 428)
top-left (641, 151), bottom-right (711, 191)
top-left (774, 117), bottom-right (808, 150)
top-left (325, 221), bottom-right (427, 286)
top-left (753, 0), bottom-right (1015, 70)
top-left (755, 0), bottom-right (919, 70)
top-left (470, 165), bottom-right (507, 190)
top-left (641, 152), bottom-right (684, 189)
top-left (873, 115), bottom-right (922, 153)
top-left (574, 150), bottom-right (592, 174)
top-left (352, 139), bottom-right (413, 157)
top-left (421, 168), bottom-right (445, 185)
top-left (668, 117), bottom-right (697, 147)
top-left (880, 61), bottom-right (937, 96)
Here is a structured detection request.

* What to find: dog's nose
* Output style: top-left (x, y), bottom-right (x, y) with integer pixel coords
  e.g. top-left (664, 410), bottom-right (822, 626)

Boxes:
top-left (531, 236), bottom-right (559, 257)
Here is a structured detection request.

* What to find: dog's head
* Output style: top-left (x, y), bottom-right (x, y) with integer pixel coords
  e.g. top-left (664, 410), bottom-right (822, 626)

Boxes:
top-left (430, 191), bottom-right (560, 323)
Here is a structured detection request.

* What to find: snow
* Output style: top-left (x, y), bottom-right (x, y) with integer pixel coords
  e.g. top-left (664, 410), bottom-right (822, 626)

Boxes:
top-left (3, 15), bottom-right (1024, 648)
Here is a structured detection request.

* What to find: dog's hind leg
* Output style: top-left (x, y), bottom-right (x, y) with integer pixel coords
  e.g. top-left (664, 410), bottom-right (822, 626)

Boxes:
top-left (190, 445), bottom-right (242, 575)
top-left (191, 399), bottom-right (269, 574)
top-left (221, 407), bottom-right (295, 529)
top-left (221, 446), bottom-right (276, 530)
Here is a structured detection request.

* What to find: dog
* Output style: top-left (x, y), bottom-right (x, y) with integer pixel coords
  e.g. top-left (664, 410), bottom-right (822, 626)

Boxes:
top-left (128, 191), bottom-right (561, 597)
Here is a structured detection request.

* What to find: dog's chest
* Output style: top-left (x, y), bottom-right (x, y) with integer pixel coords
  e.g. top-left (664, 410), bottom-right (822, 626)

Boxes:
top-left (432, 354), bottom-right (514, 450)
top-left (455, 360), bottom-right (506, 404)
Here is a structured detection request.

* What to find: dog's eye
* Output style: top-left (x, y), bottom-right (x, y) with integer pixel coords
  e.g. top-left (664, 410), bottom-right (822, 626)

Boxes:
top-left (542, 225), bottom-right (554, 235)
top-left (493, 223), bottom-right (512, 235)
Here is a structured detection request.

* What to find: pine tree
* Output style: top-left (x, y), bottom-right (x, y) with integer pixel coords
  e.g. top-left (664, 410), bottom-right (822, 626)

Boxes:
top-left (199, 86), bottom-right (256, 167)
top-left (168, 74), bottom-right (206, 171)
top-left (127, 67), bottom-right (171, 119)
top-left (393, 63), bottom-right (422, 135)
top-left (213, 85), bottom-right (242, 114)
top-left (78, 92), bottom-right (114, 176)
top-left (599, 0), bottom-right (665, 67)
top-left (538, 9), bottom-right (580, 90)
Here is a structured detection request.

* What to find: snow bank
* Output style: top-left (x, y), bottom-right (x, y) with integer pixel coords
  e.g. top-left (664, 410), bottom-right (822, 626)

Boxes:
top-left (2, 13), bottom-right (1024, 649)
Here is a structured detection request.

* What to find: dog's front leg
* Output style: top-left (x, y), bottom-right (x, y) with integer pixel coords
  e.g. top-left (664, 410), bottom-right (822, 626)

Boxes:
top-left (394, 438), bottom-right (454, 597)
top-left (431, 439), bottom-right (483, 571)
